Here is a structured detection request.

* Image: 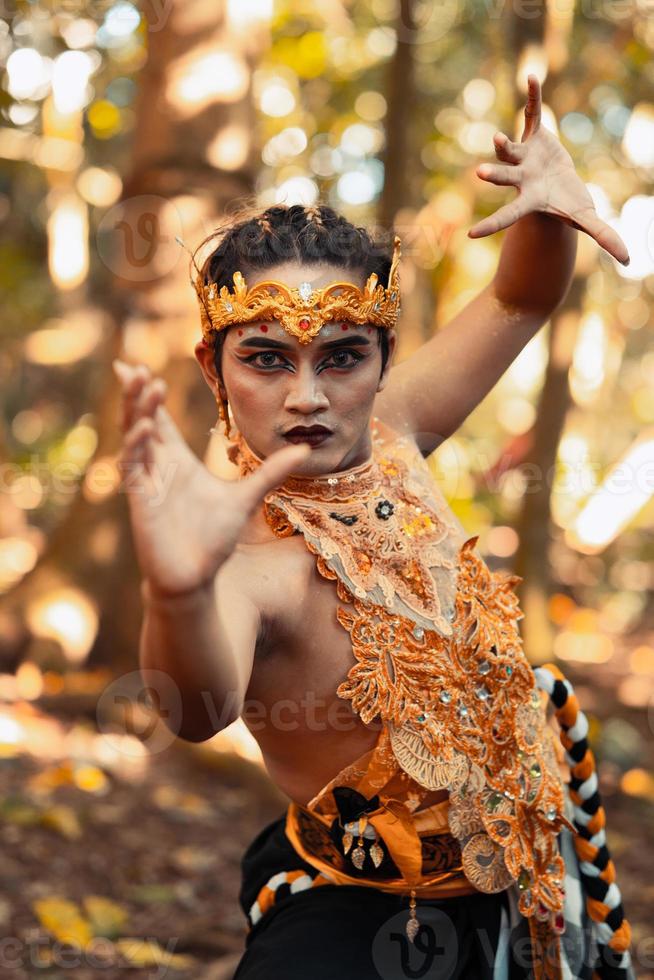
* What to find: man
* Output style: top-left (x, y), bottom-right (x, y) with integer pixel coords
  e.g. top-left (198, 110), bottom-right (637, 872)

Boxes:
top-left (114, 78), bottom-right (634, 978)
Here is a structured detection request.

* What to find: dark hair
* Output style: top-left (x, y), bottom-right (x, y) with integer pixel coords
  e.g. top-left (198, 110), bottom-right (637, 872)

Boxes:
top-left (194, 201), bottom-right (393, 381)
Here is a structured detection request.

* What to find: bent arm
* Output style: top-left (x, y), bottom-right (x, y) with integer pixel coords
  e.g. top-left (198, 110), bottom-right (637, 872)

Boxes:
top-left (492, 210), bottom-right (576, 312)
top-left (139, 569), bottom-right (260, 743)
top-left (375, 213), bottom-right (576, 454)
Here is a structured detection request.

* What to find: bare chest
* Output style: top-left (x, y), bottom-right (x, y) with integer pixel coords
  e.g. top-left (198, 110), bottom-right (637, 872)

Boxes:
top-left (232, 506), bottom-right (452, 811)
top-left (234, 532), bottom-right (383, 802)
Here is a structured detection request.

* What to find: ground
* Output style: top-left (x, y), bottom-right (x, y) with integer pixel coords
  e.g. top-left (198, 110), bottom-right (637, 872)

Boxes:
top-left (0, 628), bottom-right (652, 979)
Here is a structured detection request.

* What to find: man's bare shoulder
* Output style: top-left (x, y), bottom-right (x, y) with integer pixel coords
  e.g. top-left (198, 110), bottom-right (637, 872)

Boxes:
top-left (213, 550), bottom-right (269, 659)
top-left (371, 398), bottom-right (434, 458)
top-left (229, 533), bottom-right (313, 601)
top-left (220, 531), bottom-right (311, 657)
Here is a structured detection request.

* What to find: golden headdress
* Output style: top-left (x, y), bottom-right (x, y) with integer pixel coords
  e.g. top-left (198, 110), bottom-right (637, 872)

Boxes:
top-left (187, 234), bottom-right (403, 346)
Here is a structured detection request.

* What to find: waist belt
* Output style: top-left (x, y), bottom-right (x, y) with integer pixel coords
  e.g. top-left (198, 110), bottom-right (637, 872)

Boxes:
top-left (285, 799), bottom-right (480, 900)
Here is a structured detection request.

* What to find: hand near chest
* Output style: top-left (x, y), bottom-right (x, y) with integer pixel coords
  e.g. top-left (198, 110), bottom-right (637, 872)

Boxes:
top-left (113, 358), bottom-right (312, 598)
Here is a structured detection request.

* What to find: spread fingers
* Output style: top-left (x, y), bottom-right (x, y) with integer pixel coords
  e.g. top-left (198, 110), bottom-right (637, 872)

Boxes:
top-left (476, 162), bottom-right (522, 187)
top-left (133, 377), bottom-right (168, 436)
top-left (493, 131), bottom-right (527, 165)
top-left (114, 359), bottom-right (152, 434)
top-left (119, 415), bottom-right (156, 475)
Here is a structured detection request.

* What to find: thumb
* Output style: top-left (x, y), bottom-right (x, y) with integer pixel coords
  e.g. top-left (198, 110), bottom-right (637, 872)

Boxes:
top-left (153, 403), bottom-right (187, 446)
top-left (240, 442), bottom-right (312, 507)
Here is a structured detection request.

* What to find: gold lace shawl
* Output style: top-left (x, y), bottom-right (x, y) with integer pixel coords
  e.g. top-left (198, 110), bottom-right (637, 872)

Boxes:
top-left (231, 416), bottom-right (574, 925)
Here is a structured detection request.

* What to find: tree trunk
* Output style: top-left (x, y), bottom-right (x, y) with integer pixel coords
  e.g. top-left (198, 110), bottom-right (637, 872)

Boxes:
top-left (0, 0), bottom-right (264, 674)
top-left (513, 280), bottom-right (584, 662)
top-left (506, 0), bottom-right (587, 661)
top-left (378, 0), bottom-right (416, 233)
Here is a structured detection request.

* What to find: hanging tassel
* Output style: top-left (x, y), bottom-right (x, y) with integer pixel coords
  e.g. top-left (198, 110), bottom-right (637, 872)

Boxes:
top-left (369, 830), bottom-right (384, 868)
top-left (406, 889), bottom-right (420, 943)
top-left (351, 816), bottom-right (367, 869)
top-left (341, 815), bottom-right (385, 871)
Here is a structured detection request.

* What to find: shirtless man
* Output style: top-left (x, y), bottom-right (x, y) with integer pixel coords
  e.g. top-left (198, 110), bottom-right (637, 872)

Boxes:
top-left (113, 78), bottom-right (633, 978)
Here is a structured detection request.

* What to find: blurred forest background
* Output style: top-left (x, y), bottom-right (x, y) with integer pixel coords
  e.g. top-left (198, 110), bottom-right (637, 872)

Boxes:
top-left (0, 0), bottom-right (653, 976)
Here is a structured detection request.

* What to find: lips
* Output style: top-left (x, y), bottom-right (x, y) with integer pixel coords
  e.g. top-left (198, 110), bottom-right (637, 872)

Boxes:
top-left (284, 426), bottom-right (332, 436)
top-left (283, 425), bottom-right (332, 446)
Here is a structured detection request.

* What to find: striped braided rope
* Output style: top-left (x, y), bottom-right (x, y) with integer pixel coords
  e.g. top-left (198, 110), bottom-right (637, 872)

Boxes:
top-left (534, 662), bottom-right (633, 979)
top-left (247, 868), bottom-right (333, 929)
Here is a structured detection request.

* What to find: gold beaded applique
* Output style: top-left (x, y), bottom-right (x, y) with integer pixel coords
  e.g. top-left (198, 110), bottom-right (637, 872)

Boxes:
top-left (232, 418), bottom-right (575, 933)
top-left (384, 538), bottom-right (574, 915)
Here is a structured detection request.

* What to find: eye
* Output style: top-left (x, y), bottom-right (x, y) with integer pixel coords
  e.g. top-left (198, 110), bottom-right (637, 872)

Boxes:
top-left (242, 349), bottom-right (364, 370)
top-left (245, 351), bottom-right (284, 367)
top-left (325, 349), bottom-right (364, 368)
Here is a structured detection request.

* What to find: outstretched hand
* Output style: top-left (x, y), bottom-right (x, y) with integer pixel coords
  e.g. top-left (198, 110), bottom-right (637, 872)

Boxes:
top-left (468, 75), bottom-right (630, 266)
top-left (113, 358), bottom-right (311, 597)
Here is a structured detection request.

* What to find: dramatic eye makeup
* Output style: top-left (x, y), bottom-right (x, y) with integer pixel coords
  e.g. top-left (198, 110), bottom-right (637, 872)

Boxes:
top-left (234, 331), bottom-right (372, 370)
top-left (242, 349), bottom-right (365, 370)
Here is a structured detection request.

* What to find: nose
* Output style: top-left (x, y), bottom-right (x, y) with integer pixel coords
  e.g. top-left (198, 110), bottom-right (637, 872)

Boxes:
top-left (283, 362), bottom-right (330, 414)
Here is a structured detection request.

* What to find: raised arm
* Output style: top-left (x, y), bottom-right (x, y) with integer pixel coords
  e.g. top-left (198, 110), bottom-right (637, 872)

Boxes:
top-left (374, 76), bottom-right (629, 455)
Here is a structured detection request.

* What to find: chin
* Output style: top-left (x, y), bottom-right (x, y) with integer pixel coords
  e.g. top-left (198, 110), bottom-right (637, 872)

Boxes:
top-left (289, 443), bottom-right (340, 474)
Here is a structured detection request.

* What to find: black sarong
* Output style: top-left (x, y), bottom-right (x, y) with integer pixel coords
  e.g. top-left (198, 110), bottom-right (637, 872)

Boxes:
top-left (233, 813), bottom-right (529, 980)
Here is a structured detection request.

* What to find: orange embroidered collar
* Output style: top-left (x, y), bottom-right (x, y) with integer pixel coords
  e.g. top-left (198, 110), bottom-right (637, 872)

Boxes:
top-left (228, 417), bottom-right (464, 638)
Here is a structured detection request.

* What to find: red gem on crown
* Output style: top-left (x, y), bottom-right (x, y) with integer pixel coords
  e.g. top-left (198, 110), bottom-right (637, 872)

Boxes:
top-left (299, 318), bottom-right (311, 330)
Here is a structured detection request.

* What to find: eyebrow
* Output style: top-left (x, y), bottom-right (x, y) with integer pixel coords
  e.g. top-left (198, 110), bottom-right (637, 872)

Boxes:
top-left (236, 334), bottom-right (372, 351)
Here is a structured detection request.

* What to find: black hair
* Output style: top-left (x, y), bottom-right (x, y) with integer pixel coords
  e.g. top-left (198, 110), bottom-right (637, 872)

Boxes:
top-left (194, 201), bottom-right (393, 381)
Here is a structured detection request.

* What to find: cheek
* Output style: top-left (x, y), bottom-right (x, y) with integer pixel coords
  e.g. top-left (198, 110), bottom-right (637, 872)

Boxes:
top-left (331, 358), bottom-right (381, 401)
top-left (222, 360), bottom-right (276, 413)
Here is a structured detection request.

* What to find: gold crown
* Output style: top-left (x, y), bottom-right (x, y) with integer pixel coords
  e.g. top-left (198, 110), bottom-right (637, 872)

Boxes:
top-left (189, 234), bottom-right (402, 345)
